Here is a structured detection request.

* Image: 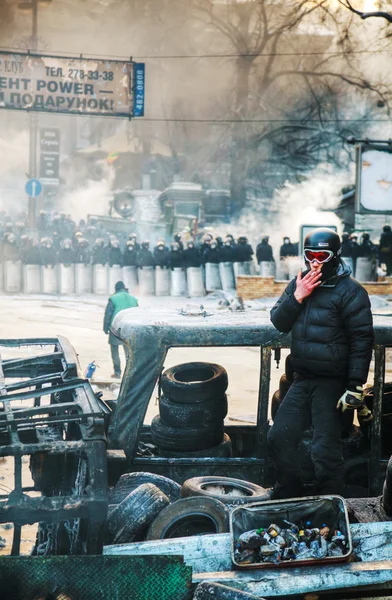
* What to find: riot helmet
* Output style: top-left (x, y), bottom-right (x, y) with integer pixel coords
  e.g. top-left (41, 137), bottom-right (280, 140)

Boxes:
top-left (304, 227), bottom-right (341, 279)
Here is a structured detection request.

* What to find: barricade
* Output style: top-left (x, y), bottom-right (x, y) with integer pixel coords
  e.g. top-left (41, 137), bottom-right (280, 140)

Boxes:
top-left (75, 263), bottom-right (93, 294)
top-left (170, 267), bottom-right (187, 297)
top-left (205, 262), bottom-right (222, 292)
top-left (59, 264), bottom-right (75, 294)
top-left (23, 264), bottom-right (41, 294)
top-left (122, 266), bottom-right (138, 294)
top-left (4, 260), bottom-right (22, 293)
top-left (219, 262), bottom-right (236, 291)
top-left (138, 266), bottom-right (155, 295)
top-left (92, 264), bottom-right (109, 295)
top-left (41, 265), bottom-right (58, 294)
top-left (356, 257), bottom-right (376, 282)
top-left (259, 261), bottom-right (275, 277)
top-left (109, 265), bottom-right (123, 293)
top-left (155, 267), bottom-right (171, 296)
top-left (186, 267), bottom-right (205, 297)
top-left (233, 261), bottom-right (251, 277)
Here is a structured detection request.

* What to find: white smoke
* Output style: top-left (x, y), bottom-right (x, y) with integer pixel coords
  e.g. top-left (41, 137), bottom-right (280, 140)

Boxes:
top-left (213, 168), bottom-right (350, 258)
top-left (59, 179), bottom-right (113, 220)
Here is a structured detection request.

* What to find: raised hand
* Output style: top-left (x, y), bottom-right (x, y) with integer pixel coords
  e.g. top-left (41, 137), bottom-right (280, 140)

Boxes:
top-left (294, 269), bottom-right (322, 303)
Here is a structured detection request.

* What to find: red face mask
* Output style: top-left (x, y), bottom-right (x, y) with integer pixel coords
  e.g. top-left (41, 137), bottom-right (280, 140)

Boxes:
top-left (304, 249), bottom-right (334, 264)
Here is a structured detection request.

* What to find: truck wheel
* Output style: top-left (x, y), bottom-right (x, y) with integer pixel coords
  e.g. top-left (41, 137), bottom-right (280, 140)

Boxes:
top-left (146, 496), bottom-right (229, 540)
top-left (181, 476), bottom-right (269, 506)
top-left (158, 433), bottom-right (233, 458)
top-left (159, 394), bottom-right (228, 428)
top-left (150, 415), bottom-right (224, 452)
top-left (161, 362), bottom-right (228, 404)
top-left (107, 483), bottom-right (169, 545)
top-left (109, 472), bottom-right (181, 504)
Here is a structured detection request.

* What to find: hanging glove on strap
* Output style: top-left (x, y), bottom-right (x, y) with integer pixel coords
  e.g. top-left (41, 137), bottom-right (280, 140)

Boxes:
top-left (336, 386), bottom-right (364, 412)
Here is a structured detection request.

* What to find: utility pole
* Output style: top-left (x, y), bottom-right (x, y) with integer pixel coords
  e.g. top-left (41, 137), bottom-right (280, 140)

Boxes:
top-left (28, 0), bottom-right (38, 230)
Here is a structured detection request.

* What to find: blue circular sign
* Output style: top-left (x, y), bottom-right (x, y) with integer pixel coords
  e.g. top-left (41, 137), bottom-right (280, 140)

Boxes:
top-left (25, 178), bottom-right (42, 198)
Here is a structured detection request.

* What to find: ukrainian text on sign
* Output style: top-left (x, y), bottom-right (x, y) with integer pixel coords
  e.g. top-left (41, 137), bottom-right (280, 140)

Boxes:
top-left (0, 52), bottom-right (137, 117)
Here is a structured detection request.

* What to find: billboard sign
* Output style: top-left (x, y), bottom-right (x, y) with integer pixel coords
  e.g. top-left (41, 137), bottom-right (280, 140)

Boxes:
top-left (0, 51), bottom-right (142, 117)
top-left (133, 63), bottom-right (145, 117)
top-left (356, 145), bottom-right (392, 214)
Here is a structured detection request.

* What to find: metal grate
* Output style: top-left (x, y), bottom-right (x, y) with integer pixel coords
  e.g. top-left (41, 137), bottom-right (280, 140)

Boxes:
top-left (0, 555), bottom-right (193, 600)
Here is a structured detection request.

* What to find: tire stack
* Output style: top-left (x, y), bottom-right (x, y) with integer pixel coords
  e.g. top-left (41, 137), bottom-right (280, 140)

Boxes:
top-left (151, 362), bottom-right (232, 457)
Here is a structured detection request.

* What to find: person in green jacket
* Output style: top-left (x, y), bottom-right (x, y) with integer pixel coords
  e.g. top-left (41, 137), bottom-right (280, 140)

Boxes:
top-left (103, 280), bottom-right (138, 378)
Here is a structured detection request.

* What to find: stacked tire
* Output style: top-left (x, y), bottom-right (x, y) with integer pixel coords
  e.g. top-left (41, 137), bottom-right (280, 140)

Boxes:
top-left (151, 362), bottom-right (232, 457)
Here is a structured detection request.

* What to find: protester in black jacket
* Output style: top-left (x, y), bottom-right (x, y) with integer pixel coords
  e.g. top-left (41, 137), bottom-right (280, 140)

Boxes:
top-left (268, 228), bottom-right (373, 499)
top-left (40, 238), bottom-right (58, 266)
top-left (153, 241), bottom-right (170, 268)
top-left (341, 232), bottom-right (352, 258)
top-left (256, 236), bottom-right (274, 263)
top-left (379, 225), bottom-right (392, 275)
top-left (108, 239), bottom-right (123, 267)
top-left (183, 241), bottom-right (201, 268)
top-left (23, 238), bottom-right (41, 265)
top-left (169, 242), bottom-right (183, 269)
top-left (137, 241), bottom-right (155, 268)
top-left (59, 239), bottom-right (76, 265)
top-left (123, 241), bottom-right (138, 267)
top-left (75, 238), bottom-right (91, 264)
top-left (359, 232), bottom-right (376, 258)
top-left (203, 241), bottom-right (220, 264)
top-left (233, 236), bottom-right (253, 262)
top-left (279, 236), bottom-right (297, 259)
top-left (219, 238), bottom-right (235, 262)
top-left (92, 239), bottom-right (107, 266)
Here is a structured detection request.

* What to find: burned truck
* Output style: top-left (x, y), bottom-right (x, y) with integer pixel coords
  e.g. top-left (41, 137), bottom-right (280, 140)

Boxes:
top-left (1, 308), bottom-right (392, 598)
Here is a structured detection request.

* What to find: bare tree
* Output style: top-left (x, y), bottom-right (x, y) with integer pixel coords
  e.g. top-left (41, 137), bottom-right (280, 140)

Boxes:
top-left (337, 0), bottom-right (392, 23)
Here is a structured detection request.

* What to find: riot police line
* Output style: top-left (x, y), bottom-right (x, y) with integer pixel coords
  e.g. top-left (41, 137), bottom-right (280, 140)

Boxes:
top-left (0, 221), bottom-right (387, 295)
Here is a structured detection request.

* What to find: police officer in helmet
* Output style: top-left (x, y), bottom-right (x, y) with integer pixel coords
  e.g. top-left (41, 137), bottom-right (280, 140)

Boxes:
top-left (268, 227), bottom-right (374, 498)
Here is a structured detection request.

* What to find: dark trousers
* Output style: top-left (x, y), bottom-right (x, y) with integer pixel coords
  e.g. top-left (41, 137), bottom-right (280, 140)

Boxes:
top-left (110, 344), bottom-right (127, 376)
top-left (267, 376), bottom-right (346, 498)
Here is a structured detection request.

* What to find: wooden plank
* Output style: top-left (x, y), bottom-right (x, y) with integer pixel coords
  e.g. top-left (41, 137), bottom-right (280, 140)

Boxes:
top-left (195, 560), bottom-right (392, 597)
top-left (104, 522), bottom-right (392, 576)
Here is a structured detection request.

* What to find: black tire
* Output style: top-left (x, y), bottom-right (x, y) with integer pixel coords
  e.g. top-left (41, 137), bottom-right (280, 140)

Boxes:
top-left (279, 374), bottom-right (291, 400)
top-left (159, 394), bottom-right (228, 428)
top-left (107, 483), bottom-right (169, 545)
top-left (150, 415), bottom-right (224, 451)
top-left (181, 476), bottom-right (269, 506)
top-left (158, 433), bottom-right (233, 458)
top-left (194, 581), bottom-right (260, 599)
top-left (161, 362), bottom-right (228, 404)
top-left (109, 472), bottom-right (181, 504)
top-left (146, 496), bottom-right (229, 540)
top-left (271, 389), bottom-right (281, 421)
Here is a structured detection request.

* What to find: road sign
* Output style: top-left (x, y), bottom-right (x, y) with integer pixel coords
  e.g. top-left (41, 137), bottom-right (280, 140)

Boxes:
top-left (25, 178), bottom-right (42, 198)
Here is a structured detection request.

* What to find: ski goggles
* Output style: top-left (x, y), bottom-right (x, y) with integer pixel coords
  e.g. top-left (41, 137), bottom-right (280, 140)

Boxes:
top-left (304, 249), bottom-right (334, 264)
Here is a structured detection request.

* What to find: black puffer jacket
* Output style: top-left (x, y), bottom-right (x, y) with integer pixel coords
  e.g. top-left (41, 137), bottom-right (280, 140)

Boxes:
top-left (270, 262), bottom-right (374, 386)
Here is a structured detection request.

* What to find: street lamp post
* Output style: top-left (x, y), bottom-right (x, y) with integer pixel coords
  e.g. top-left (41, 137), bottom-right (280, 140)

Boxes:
top-left (19, 0), bottom-right (39, 230)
